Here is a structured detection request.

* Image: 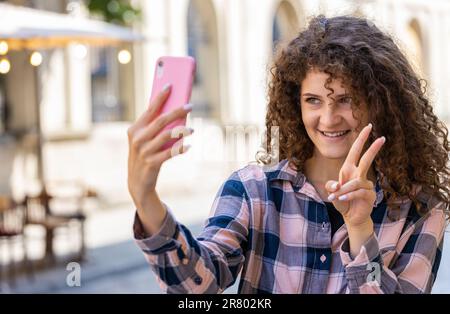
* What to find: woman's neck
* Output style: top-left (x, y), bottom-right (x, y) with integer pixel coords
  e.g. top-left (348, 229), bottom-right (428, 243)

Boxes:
top-left (304, 154), bottom-right (343, 185)
top-left (304, 152), bottom-right (377, 186)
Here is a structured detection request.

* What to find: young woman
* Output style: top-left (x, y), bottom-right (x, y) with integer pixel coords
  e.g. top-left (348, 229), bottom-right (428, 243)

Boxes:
top-left (127, 15), bottom-right (449, 293)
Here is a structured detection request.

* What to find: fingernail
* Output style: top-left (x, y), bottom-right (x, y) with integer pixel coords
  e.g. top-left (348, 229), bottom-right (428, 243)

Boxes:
top-left (338, 194), bottom-right (348, 201)
top-left (368, 123), bottom-right (372, 129)
top-left (380, 136), bottom-right (386, 143)
top-left (183, 144), bottom-right (191, 153)
top-left (163, 83), bottom-right (171, 92)
top-left (328, 193), bottom-right (336, 202)
top-left (183, 103), bottom-right (193, 111)
top-left (331, 182), bottom-right (338, 191)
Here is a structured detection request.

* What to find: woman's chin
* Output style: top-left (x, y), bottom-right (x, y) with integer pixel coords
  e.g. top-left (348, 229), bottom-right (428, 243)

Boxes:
top-left (318, 148), bottom-right (349, 160)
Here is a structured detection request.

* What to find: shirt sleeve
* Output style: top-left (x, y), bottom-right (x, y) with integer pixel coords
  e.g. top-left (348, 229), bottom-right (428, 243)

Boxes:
top-left (339, 206), bottom-right (447, 294)
top-left (133, 172), bottom-right (250, 294)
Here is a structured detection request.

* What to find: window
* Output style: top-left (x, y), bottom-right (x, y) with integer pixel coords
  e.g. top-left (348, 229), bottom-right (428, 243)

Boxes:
top-left (186, 0), bottom-right (220, 120)
top-left (272, 15), bottom-right (282, 53)
top-left (90, 47), bottom-right (125, 122)
top-left (187, 1), bottom-right (208, 85)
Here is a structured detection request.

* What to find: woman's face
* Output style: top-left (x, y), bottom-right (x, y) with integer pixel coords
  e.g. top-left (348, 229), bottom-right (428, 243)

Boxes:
top-left (300, 69), bottom-right (369, 160)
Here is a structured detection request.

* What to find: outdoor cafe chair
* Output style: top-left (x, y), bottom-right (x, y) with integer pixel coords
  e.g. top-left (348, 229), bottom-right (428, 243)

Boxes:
top-left (23, 182), bottom-right (87, 266)
top-left (0, 195), bottom-right (33, 288)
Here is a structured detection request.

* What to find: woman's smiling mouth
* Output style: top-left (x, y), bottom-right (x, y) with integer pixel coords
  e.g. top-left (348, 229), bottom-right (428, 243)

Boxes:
top-left (318, 129), bottom-right (351, 140)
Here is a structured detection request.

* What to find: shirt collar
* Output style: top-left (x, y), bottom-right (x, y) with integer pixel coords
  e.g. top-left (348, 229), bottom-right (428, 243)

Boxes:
top-left (265, 159), bottom-right (305, 187)
top-left (266, 159), bottom-right (385, 207)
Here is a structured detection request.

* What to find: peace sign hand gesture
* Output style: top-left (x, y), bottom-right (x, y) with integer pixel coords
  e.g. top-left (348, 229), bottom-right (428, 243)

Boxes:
top-left (325, 124), bottom-right (386, 228)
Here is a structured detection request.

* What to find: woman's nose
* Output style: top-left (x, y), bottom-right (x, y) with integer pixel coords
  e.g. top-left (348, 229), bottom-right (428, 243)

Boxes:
top-left (320, 103), bottom-right (341, 125)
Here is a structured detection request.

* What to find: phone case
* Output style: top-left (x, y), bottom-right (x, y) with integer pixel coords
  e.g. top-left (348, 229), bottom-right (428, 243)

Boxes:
top-left (150, 56), bottom-right (196, 151)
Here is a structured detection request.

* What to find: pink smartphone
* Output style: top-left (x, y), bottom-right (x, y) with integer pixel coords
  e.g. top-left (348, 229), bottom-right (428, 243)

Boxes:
top-left (149, 56), bottom-right (196, 151)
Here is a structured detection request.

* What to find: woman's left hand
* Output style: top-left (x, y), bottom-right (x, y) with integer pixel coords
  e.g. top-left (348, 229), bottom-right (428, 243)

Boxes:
top-left (325, 124), bottom-right (386, 228)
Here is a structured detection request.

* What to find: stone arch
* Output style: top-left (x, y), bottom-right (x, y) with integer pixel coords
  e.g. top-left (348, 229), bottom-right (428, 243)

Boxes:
top-left (272, 0), bottom-right (301, 53)
top-left (405, 18), bottom-right (427, 78)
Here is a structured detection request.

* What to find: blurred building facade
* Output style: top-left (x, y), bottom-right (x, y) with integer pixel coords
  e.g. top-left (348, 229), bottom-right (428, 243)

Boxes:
top-left (1, 0), bottom-right (450, 203)
top-left (0, 0), bottom-right (136, 201)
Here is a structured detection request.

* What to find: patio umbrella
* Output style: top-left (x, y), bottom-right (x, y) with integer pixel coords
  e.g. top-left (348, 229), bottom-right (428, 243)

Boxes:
top-left (0, 3), bottom-right (143, 49)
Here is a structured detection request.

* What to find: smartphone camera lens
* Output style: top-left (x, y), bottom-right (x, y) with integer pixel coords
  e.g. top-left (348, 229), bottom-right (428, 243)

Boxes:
top-left (157, 60), bottom-right (164, 78)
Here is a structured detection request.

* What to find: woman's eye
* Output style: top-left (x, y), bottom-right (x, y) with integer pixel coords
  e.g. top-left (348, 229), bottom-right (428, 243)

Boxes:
top-left (339, 97), bottom-right (352, 104)
top-left (306, 97), bottom-right (321, 105)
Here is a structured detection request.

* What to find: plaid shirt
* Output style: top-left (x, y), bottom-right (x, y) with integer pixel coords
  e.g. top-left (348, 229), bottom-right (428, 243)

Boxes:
top-left (134, 159), bottom-right (446, 294)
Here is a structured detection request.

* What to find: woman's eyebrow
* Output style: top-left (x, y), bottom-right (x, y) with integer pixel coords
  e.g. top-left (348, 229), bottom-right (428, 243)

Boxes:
top-left (302, 93), bottom-right (322, 98)
top-left (302, 92), bottom-right (349, 98)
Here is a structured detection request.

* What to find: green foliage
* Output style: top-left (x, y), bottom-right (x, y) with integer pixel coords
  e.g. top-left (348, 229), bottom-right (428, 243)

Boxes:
top-left (86, 0), bottom-right (141, 26)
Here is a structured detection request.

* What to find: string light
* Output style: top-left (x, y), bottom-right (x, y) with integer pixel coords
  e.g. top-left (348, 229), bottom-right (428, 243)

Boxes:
top-left (30, 51), bottom-right (43, 67)
top-left (0, 58), bottom-right (11, 74)
top-left (73, 44), bottom-right (88, 60)
top-left (0, 41), bottom-right (8, 55)
top-left (118, 49), bottom-right (132, 64)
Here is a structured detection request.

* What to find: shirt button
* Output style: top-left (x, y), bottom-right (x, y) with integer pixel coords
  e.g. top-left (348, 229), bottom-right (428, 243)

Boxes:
top-left (320, 254), bottom-right (327, 263)
top-left (193, 276), bottom-right (203, 285)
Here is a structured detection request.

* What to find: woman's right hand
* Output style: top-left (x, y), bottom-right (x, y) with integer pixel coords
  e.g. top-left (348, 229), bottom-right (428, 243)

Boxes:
top-left (127, 84), bottom-right (193, 225)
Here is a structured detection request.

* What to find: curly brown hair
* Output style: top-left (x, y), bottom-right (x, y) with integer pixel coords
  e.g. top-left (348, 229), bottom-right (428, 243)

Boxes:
top-left (258, 15), bottom-right (450, 220)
